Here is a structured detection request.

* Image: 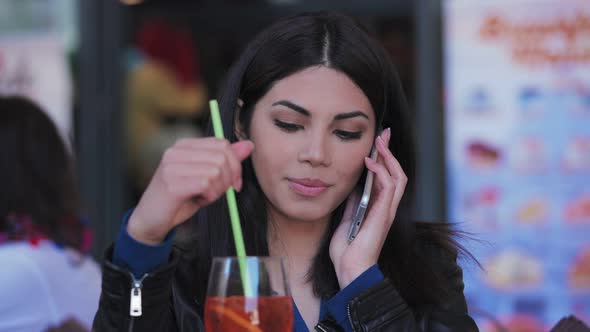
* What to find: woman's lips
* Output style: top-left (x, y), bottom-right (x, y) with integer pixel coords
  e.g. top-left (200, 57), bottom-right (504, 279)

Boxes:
top-left (287, 178), bottom-right (330, 197)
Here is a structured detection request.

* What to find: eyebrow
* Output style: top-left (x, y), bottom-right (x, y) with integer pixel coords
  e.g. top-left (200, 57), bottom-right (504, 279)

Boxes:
top-left (272, 100), bottom-right (369, 120)
top-left (273, 100), bottom-right (309, 116)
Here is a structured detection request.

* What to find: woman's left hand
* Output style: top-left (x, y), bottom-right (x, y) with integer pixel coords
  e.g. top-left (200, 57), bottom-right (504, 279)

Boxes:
top-left (329, 128), bottom-right (408, 289)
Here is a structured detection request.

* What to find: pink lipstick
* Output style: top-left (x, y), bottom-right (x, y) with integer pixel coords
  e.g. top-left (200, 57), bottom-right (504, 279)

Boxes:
top-left (287, 178), bottom-right (330, 197)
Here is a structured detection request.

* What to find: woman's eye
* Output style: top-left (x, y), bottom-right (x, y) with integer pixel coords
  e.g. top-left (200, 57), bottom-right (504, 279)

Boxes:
top-left (274, 119), bottom-right (303, 132)
top-left (334, 130), bottom-right (362, 141)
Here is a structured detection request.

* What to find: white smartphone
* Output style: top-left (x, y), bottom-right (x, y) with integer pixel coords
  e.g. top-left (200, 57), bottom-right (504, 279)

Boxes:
top-left (347, 143), bottom-right (378, 244)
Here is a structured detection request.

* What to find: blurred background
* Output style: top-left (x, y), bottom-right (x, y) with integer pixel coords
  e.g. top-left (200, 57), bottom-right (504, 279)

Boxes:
top-left (0, 0), bottom-right (588, 331)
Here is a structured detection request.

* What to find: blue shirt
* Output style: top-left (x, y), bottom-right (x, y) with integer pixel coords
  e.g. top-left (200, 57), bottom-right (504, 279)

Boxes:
top-left (113, 209), bottom-right (384, 332)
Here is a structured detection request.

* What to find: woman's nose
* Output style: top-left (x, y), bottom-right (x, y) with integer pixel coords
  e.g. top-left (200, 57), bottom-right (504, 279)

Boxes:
top-left (297, 133), bottom-right (332, 167)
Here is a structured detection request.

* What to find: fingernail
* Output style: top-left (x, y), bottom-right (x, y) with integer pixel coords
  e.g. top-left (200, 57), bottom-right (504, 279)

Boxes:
top-left (246, 141), bottom-right (255, 151)
top-left (384, 128), bottom-right (391, 143)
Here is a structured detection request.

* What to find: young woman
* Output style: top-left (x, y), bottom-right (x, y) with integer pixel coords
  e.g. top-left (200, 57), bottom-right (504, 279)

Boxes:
top-left (94, 12), bottom-right (479, 331)
top-left (0, 96), bottom-right (101, 332)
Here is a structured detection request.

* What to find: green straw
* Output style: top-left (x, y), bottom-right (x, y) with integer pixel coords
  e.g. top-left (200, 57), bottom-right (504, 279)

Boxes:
top-left (209, 99), bottom-right (253, 298)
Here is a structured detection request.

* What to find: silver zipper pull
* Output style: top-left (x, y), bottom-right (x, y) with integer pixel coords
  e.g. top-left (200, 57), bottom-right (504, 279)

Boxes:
top-left (128, 273), bottom-right (149, 318)
top-left (130, 282), bottom-right (142, 317)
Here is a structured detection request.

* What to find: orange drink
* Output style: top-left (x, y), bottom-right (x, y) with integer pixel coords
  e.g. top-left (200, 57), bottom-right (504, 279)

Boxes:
top-left (205, 296), bottom-right (293, 331)
top-left (205, 257), bottom-right (293, 332)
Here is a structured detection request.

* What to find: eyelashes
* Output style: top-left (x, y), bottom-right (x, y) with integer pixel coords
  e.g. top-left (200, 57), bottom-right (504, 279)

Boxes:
top-left (273, 119), bottom-right (302, 132)
top-left (334, 130), bottom-right (361, 140)
top-left (273, 119), bottom-right (362, 141)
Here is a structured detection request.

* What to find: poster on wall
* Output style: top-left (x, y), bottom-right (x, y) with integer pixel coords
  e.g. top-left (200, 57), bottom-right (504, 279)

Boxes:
top-left (444, 0), bottom-right (590, 330)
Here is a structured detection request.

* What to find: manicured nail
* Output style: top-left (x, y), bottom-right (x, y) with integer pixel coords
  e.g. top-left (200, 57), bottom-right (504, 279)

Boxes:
top-left (384, 128), bottom-right (391, 143)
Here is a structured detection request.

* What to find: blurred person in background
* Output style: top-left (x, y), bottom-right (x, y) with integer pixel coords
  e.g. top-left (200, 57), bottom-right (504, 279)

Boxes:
top-left (0, 96), bottom-right (100, 332)
top-left (125, 19), bottom-right (208, 194)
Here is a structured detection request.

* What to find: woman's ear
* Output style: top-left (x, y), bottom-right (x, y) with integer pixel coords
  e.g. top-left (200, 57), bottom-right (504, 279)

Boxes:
top-left (234, 99), bottom-right (248, 141)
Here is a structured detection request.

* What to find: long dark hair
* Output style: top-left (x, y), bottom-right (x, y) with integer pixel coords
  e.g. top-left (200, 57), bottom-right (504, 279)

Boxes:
top-left (0, 96), bottom-right (86, 252)
top-left (179, 12), bottom-right (471, 313)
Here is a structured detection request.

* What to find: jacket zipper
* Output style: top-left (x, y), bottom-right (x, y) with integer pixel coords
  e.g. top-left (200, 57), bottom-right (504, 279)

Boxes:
top-left (128, 272), bottom-right (149, 332)
top-left (315, 323), bottom-right (328, 332)
top-left (313, 304), bottom-right (356, 332)
top-left (347, 303), bottom-right (356, 332)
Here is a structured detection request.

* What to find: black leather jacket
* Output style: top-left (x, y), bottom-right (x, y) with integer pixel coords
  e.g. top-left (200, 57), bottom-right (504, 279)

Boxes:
top-left (93, 245), bottom-right (478, 331)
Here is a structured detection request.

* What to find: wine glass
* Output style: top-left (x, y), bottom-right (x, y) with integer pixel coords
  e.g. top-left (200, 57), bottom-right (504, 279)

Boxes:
top-left (204, 256), bottom-right (293, 332)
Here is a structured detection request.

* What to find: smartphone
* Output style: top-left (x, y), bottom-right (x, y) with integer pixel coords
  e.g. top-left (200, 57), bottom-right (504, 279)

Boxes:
top-left (347, 143), bottom-right (378, 244)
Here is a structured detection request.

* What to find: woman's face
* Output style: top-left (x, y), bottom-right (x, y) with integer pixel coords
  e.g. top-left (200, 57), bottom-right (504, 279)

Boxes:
top-left (247, 66), bottom-right (376, 223)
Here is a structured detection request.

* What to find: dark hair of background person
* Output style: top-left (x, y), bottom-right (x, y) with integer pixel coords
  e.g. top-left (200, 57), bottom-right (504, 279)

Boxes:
top-left (0, 96), bottom-right (86, 252)
top-left (175, 11), bottom-right (474, 313)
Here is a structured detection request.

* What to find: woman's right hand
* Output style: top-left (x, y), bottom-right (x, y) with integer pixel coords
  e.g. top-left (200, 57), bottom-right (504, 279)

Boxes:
top-left (127, 138), bottom-right (255, 245)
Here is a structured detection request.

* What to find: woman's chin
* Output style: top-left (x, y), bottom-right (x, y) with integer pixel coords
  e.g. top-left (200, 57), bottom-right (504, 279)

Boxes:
top-left (267, 190), bottom-right (343, 224)
top-left (279, 203), bottom-right (334, 224)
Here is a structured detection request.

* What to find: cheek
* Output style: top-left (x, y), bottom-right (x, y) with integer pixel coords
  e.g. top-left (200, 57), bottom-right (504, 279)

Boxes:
top-left (250, 144), bottom-right (273, 186)
top-left (331, 152), bottom-right (368, 203)
top-left (249, 117), bottom-right (298, 177)
top-left (249, 117), bottom-right (274, 176)
top-left (249, 129), bottom-right (291, 188)
top-left (333, 145), bottom-right (368, 179)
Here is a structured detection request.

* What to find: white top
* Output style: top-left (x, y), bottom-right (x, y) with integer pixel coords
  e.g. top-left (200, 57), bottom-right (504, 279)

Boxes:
top-left (0, 240), bottom-right (101, 332)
